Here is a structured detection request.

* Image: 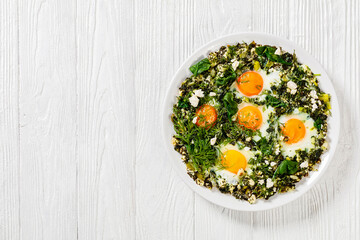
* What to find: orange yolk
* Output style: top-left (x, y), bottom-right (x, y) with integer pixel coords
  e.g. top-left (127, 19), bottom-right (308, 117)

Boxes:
top-left (282, 118), bottom-right (306, 144)
top-left (195, 104), bottom-right (217, 128)
top-left (237, 106), bottom-right (263, 130)
top-left (221, 150), bottom-right (247, 174)
top-left (237, 71), bottom-right (264, 96)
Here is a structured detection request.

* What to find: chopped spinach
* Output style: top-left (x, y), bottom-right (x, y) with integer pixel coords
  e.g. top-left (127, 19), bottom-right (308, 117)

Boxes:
top-left (189, 58), bottom-right (211, 76)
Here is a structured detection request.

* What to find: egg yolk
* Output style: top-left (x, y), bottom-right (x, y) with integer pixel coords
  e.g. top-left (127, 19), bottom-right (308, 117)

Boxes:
top-left (195, 104), bottom-right (217, 128)
top-left (237, 106), bottom-right (263, 130)
top-left (237, 71), bottom-right (264, 96)
top-left (282, 118), bottom-right (306, 144)
top-left (221, 150), bottom-right (247, 174)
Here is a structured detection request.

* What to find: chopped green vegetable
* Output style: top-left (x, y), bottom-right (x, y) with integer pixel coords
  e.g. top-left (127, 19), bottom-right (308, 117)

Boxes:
top-left (189, 58), bottom-right (211, 76)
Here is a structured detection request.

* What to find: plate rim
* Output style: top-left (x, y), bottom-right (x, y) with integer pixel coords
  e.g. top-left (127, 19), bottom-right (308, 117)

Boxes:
top-left (161, 32), bottom-right (340, 211)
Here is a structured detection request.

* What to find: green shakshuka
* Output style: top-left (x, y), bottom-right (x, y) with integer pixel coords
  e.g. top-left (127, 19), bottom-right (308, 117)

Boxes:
top-left (171, 42), bottom-right (331, 203)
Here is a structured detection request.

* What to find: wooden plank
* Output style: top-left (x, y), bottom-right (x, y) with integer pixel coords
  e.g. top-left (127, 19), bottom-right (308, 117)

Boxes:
top-left (0, 1), bottom-right (20, 239)
top-left (134, 1), bottom-right (195, 239)
top-left (18, 0), bottom-right (77, 239)
top-left (76, 0), bottom-right (136, 239)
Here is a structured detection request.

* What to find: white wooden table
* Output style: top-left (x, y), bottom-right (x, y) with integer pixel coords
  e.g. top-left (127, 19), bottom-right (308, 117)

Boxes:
top-left (1, 0), bottom-right (359, 239)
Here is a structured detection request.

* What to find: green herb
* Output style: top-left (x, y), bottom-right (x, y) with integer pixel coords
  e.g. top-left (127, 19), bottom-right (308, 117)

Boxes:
top-left (314, 118), bottom-right (323, 130)
top-left (178, 98), bottom-right (189, 108)
top-left (255, 46), bottom-right (292, 66)
top-left (186, 138), bottom-right (217, 173)
top-left (215, 68), bottom-right (237, 86)
top-left (265, 95), bottom-right (287, 108)
top-left (274, 160), bottom-right (299, 176)
top-left (223, 92), bottom-right (238, 119)
top-left (257, 137), bottom-right (273, 155)
top-left (189, 58), bottom-right (211, 76)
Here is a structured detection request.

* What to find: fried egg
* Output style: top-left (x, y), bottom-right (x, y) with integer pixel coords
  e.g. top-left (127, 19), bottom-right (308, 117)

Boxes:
top-left (213, 143), bottom-right (255, 184)
top-left (230, 69), bottom-right (281, 98)
top-left (235, 102), bottom-right (274, 137)
top-left (278, 112), bottom-right (318, 157)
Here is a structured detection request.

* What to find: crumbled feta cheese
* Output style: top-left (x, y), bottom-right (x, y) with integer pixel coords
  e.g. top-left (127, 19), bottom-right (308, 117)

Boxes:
top-left (312, 103), bottom-right (318, 112)
top-left (300, 161), bottom-right (308, 168)
top-left (246, 137), bottom-right (252, 142)
top-left (194, 89), bottom-right (204, 98)
top-left (274, 146), bottom-right (280, 155)
top-left (293, 108), bottom-right (300, 114)
top-left (270, 162), bottom-right (276, 167)
top-left (209, 92), bottom-right (216, 97)
top-left (287, 81), bottom-right (297, 90)
top-left (244, 147), bottom-right (250, 151)
top-left (258, 179), bottom-right (264, 185)
top-left (210, 136), bottom-right (217, 145)
top-left (310, 90), bottom-right (318, 99)
top-left (192, 117), bottom-right (198, 124)
top-left (275, 48), bottom-right (282, 55)
top-left (189, 95), bottom-right (199, 107)
top-left (249, 179), bottom-right (255, 186)
top-left (265, 160), bottom-right (269, 165)
top-left (253, 135), bottom-right (261, 142)
top-left (266, 178), bottom-right (274, 188)
top-left (290, 89), bottom-right (297, 95)
top-left (178, 90), bottom-right (183, 96)
top-left (248, 194), bottom-right (256, 204)
top-left (191, 140), bottom-right (194, 144)
top-left (232, 60), bottom-right (240, 70)
top-left (247, 169), bottom-right (253, 174)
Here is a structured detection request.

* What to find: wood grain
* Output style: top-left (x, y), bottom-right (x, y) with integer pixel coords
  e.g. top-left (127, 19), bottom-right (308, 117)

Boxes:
top-left (0, 1), bottom-right (19, 239)
top-left (76, 0), bottom-right (136, 239)
top-left (18, 0), bottom-right (77, 239)
top-left (1, 0), bottom-right (359, 239)
top-left (134, 1), bottom-right (195, 239)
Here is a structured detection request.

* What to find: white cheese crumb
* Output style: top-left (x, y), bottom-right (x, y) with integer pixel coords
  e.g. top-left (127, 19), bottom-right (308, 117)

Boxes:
top-left (293, 108), bottom-right (300, 114)
top-left (259, 179), bottom-right (264, 185)
top-left (312, 103), bottom-right (318, 112)
top-left (310, 90), bottom-right (318, 99)
top-left (209, 92), bottom-right (216, 97)
top-left (287, 81), bottom-right (297, 90)
top-left (266, 178), bottom-right (274, 188)
top-left (253, 135), bottom-right (261, 142)
top-left (189, 95), bottom-right (199, 107)
top-left (232, 60), bottom-right (240, 70)
top-left (247, 169), bottom-right (253, 175)
top-left (210, 136), bottom-right (217, 146)
top-left (248, 194), bottom-right (257, 204)
top-left (249, 179), bottom-right (255, 186)
top-left (275, 147), bottom-right (280, 155)
top-left (275, 48), bottom-right (282, 55)
top-left (270, 162), bottom-right (276, 167)
top-left (311, 98), bottom-right (317, 104)
top-left (194, 89), bottom-right (204, 98)
top-left (244, 147), bottom-right (250, 151)
top-left (290, 89), bottom-right (297, 95)
top-left (246, 137), bottom-right (252, 142)
top-left (265, 160), bottom-right (269, 165)
top-left (300, 161), bottom-right (308, 168)
top-left (178, 90), bottom-right (183, 96)
top-left (192, 117), bottom-right (198, 124)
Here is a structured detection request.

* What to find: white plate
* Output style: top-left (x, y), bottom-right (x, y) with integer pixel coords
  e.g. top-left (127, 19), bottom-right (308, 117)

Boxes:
top-left (161, 32), bottom-right (340, 211)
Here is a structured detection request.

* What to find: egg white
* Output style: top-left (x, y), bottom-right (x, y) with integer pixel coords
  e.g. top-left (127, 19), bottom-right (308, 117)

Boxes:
top-left (230, 69), bottom-right (281, 98)
top-left (212, 143), bottom-right (256, 184)
top-left (278, 112), bottom-right (318, 157)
